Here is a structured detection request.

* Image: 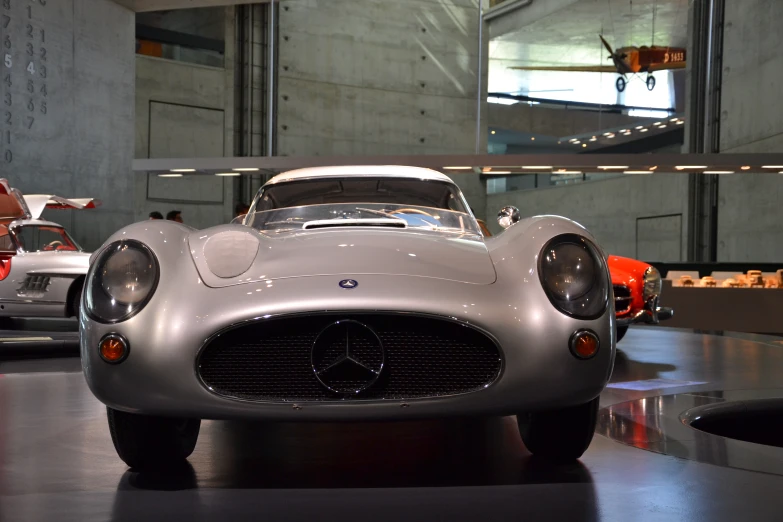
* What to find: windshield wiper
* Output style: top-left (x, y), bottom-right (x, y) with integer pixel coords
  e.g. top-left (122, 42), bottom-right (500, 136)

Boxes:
top-left (354, 208), bottom-right (408, 223)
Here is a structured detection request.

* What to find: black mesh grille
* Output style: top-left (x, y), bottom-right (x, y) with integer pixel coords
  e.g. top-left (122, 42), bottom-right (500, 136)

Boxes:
top-left (198, 314), bottom-right (502, 402)
top-left (614, 285), bottom-right (632, 315)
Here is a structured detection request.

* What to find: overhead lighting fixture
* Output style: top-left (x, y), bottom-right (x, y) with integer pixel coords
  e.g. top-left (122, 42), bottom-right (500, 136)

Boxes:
top-left (589, 137), bottom-right (597, 142)
top-left (582, 144), bottom-right (587, 148)
top-left (628, 109), bottom-right (670, 118)
top-left (704, 171), bottom-right (734, 174)
top-left (761, 166), bottom-right (783, 169)
top-left (635, 126), bottom-right (644, 130)
top-left (485, 170), bottom-right (511, 175)
top-left (522, 166), bottom-right (552, 169)
top-left (491, 130), bottom-right (496, 135)
top-left (598, 166), bottom-right (628, 170)
top-left (444, 166), bottom-right (472, 170)
top-left (741, 166), bottom-right (751, 170)
top-left (675, 166), bottom-right (708, 170)
top-left (487, 96), bottom-right (518, 105)
top-left (170, 168), bottom-right (195, 172)
top-left (233, 168), bottom-right (260, 172)
top-left (603, 132), bottom-right (613, 136)
top-left (606, 134), bottom-right (616, 139)
top-left (619, 129), bottom-right (628, 133)
top-left (670, 118), bottom-right (679, 122)
top-left (531, 137), bottom-right (536, 141)
top-left (158, 173), bottom-right (183, 178)
top-left (649, 166), bottom-right (658, 171)
top-left (554, 170), bottom-right (582, 174)
top-left (573, 140), bottom-right (581, 144)
top-left (659, 124), bottom-right (668, 129)
top-left (216, 172), bottom-right (241, 177)
top-left (624, 171), bottom-right (653, 175)
top-left (653, 121), bottom-right (663, 126)
top-left (676, 120), bottom-right (685, 125)
top-left (640, 128), bottom-right (649, 132)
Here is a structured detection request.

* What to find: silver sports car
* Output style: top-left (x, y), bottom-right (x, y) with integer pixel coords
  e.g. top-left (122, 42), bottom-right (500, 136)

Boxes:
top-left (81, 166), bottom-right (615, 470)
top-left (0, 180), bottom-right (98, 320)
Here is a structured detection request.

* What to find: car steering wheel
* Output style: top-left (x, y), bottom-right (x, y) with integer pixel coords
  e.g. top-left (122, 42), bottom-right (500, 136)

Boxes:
top-left (43, 240), bottom-right (63, 251)
top-left (392, 208), bottom-right (433, 217)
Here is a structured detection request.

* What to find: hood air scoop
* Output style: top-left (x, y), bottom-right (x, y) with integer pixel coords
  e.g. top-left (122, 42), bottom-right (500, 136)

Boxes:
top-left (302, 218), bottom-right (407, 230)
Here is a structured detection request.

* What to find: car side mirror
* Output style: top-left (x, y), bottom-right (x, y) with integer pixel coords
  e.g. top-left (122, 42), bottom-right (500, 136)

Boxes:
top-left (497, 206), bottom-right (521, 229)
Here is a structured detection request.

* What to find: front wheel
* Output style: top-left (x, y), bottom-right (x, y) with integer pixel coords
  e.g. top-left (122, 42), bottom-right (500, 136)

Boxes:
top-left (107, 407), bottom-right (200, 470)
top-left (517, 397), bottom-right (599, 461)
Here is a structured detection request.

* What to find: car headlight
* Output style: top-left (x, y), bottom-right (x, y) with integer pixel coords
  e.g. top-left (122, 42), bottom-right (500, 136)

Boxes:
top-left (538, 234), bottom-right (609, 319)
top-left (643, 266), bottom-right (662, 299)
top-left (85, 240), bottom-right (159, 323)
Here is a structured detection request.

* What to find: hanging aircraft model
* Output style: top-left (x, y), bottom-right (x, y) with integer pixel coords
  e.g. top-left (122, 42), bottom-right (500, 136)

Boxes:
top-left (510, 34), bottom-right (686, 93)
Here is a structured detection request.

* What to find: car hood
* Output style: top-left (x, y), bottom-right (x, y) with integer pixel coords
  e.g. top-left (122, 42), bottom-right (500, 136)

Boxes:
top-left (188, 226), bottom-right (497, 288)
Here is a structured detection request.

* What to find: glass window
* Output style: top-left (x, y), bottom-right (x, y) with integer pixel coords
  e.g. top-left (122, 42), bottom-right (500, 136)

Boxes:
top-left (12, 226), bottom-right (81, 253)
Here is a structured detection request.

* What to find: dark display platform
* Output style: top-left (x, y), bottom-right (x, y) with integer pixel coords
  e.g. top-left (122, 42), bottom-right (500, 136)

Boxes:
top-left (1, 327), bottom-right (782, 521)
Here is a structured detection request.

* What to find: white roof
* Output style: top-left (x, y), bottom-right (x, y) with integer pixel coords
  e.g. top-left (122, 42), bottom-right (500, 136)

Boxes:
top-left (22, 195), bottom-right (101, 220)
top-left (265, 165), bottom-right (453, 186)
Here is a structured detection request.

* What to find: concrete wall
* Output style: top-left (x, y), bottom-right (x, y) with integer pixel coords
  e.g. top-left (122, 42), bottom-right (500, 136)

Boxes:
top-left (133, 8), bottom-right (236, 229)
top-left (276, 0), bottom-right (485, 154)
top-left (0, 0), bottom-right (134, 252)
top-left (486, 174), bottom-right (690, 261)
top-left (715, 0), bottom-right (783, 261)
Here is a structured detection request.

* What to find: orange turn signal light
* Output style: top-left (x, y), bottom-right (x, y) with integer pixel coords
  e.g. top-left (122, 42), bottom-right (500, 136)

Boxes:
top-left (570, 330), bottom-right (599, 360)
top-left (99, 334), bottom-right (129, 364)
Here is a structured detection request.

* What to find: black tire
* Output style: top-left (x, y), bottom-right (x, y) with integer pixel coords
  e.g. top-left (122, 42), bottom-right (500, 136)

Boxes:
top-left (517, 396), bottom-right (600, 461)
top-left (107, 407), bottom-right (200, 470)
top-left (69, 282), bottom-right (83, 318)
top-left (616, 325), bottom-right (629, 343)
top-left (616, 76), bottom-right (627, 92)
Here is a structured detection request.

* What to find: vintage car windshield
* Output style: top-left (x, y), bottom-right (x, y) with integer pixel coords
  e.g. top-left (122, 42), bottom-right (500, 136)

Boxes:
top-left (12, 225), bottom-right (81, 253)
top-left (246, 178), bottom-right (480, 235)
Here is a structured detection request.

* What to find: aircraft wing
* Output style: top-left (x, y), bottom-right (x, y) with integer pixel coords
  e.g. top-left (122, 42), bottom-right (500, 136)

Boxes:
top-left (509, 65), bottom-right (618, 73)
top-left (647, 61), bottom-right (686, 72)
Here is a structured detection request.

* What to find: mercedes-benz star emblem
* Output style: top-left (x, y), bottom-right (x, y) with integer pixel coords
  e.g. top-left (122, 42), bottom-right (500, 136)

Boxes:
top-left (339, 279), bottom-right (358, 289)
top-left (311, 320), bottom-right (384, 394)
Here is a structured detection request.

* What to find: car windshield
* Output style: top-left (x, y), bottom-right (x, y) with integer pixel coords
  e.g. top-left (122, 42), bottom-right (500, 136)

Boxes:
top-left (246, 177), bottom-right (480, 235)
top-left (12, 225), bottom-right (81, 253)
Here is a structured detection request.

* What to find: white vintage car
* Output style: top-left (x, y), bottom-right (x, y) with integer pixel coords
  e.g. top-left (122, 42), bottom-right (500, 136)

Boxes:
top-left (0, 179), bottom-right (99, 320)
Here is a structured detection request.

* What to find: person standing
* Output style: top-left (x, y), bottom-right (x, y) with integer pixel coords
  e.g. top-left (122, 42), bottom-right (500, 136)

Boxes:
top-left (166, 210), bottom-right (183, 223)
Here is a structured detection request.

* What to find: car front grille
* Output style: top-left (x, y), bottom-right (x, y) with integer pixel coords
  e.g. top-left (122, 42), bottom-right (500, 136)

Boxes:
top-left (613, 285), bottom-right (632, 315)
top-left (198, 314), bottom-right (502, 402)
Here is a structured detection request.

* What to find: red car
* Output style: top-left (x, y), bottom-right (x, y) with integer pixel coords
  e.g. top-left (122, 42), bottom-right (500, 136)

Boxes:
top-left (608, 255), bottom-right (674, 341)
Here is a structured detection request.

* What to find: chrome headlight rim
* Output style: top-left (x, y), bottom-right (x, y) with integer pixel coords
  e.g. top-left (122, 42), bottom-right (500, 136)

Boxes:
top-left (84, 239), bottom-right (160, 325)
top-left (643, 266), bottom-right (663, 299)
top-left (537, 233), bottom-right (609, 320)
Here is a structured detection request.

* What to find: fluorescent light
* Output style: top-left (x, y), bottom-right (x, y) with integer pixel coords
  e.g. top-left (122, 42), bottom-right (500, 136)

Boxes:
top-left (659, 125), bottom-right (668, 129)
top-left (635, 126), bottom-right (644, 130)
top-left (484, 170), bottom-right (511, 174)
top-left (603, 132), bottom-right (612, 136)
top-left (761, 166), bottom-right (783, 169)
top-left (649, 166), bottom-right (658, 170)
top-left (606, 134), bottom-right (616, 139)
top-left (573, 140), bottom-right (581, 144)
top-left (216, 172), bottom-right (241, 177)
top-left (487, 96), bottom-right (518, 105)
top-left (676, 120), bottom-right (685, 125)
top-left (741, 166), bottom-right (751, 170)
top-left (640, 128), bottom-right (649, 132)
top-left (653, 121), bottom-right (663, 126)
top-left (522, 166), bottom-right (552, 169)
top-left (628, 109), bottom-right (670, 118)
top-left (675, 166), bottom-right (708, 170)
top-left (444, 166), bottom-right (472, 170)
top-left (158, 173), bottom-right (183, 178)
top-left (598, 166), bottom-right (629, 170)
top-left (233, 168), bottom-right (260, 172)
top-left (589, 137), bottom-right (597, 142)
top-left (554, 170), bottom-right (582, 174)
top-left (704, 171), bottom-right (734, 174)
top-left (170, 168), bottom-right (195, 172)
top-left (624, 171), bottom-right (653, 175)
top-left (619, 129), bottom-right (628, 133)
top-left (670, 118), bottom-right (679, 122)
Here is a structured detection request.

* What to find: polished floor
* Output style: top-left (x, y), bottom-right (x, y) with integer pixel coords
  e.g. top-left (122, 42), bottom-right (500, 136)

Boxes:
top-left (1, 327), bottom-right (782, 521)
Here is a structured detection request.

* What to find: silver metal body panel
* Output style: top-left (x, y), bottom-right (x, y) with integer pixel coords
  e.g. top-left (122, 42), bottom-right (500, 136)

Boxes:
top-left (81, 212), bottom-right (616, 421)
top-left (0, 220), bottom-right (90, 318)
